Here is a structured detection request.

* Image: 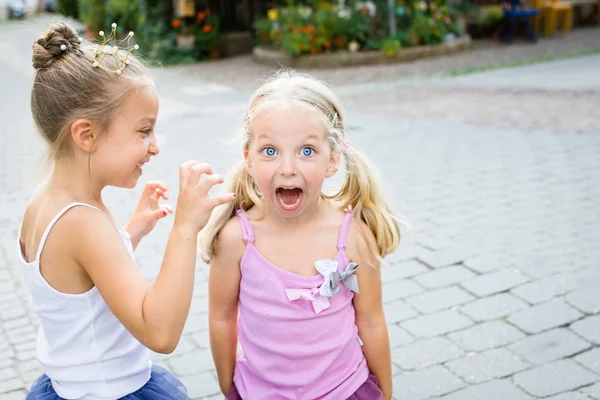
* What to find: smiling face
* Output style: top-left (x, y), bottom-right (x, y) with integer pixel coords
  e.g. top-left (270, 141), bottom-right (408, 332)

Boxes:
top-left (93, 85), bottom-right (160, 189)
top-left (245, 104), bottom-right (340, 218)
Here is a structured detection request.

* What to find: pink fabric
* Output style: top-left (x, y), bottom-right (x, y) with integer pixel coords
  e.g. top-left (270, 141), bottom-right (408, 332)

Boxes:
top-left (226, 373), bottom-right (382, 400)
top-left (232, 209), bottom-right (370, 400)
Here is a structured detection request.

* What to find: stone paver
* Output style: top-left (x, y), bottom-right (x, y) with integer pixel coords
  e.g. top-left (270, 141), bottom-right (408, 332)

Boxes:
top-left (412, 266), bottom-right (476, 289)
top-left (570, 316), bottom-right (600, 345)
top-left (405, 286), bottom-right (475, 314)
top-left (513, 360), bottom-right (598, 398)
top-left (388, 324), bottom-right (416, 348)
top-left (385, 300), bottom-right (419, 324)
top-left (508, 328), bottom-right (592, 365)
top-left (458, 293), bottom-right (529, 322)
top-left (511, 273), bottom-right (579, 304)
top-left (507, 299), bottom-right (584, 334)
top-left (575, 348), bottom-right (600, 375)
top-left (392, 366), bottom-right (465, 400)
top-left (460, 269), bottom-right (530, 297)
top-left (417, 246), bottom-right (473, 269)
top-left (581, 383), bottom-right (600, 399)
top-left (440, 379), bottom-right (534, 400)
top-left (546, 393), bottom-right (592, 400)
top-left (2, 15), bottom-right (600, 400)
top-left (448, 320), bottom-right (526, 352)
top-left (566, 289), bottom-right (600, 315)
top-left (444, 348), bottom-right (530, 384)
top-left (392, 337), bottom-right (464, 371)
top-left (381, 260), bottom-right (429, 282)
top-left (402, 310), bottom-right (474, 338)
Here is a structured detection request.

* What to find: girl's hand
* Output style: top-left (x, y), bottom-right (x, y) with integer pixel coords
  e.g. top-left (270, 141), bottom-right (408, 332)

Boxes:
top-left (126, 181), bottom-right (173, 248)
top-left (173, 161), bottom-right (236, 234)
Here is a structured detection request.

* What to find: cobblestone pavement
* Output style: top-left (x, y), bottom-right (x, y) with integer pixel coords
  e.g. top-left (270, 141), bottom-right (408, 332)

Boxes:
top-left (1, 16), bottom-right (600, 400)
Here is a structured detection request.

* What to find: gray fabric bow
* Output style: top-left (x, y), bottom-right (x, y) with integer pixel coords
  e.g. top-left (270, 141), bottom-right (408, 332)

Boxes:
top-left (329, 262), bottom-right (360, 294)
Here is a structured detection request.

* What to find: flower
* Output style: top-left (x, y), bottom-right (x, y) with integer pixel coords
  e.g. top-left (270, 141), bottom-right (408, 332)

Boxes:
top-left (203, 25), bottom-right (212, 33)
top-left (338, 9), bottom-right (351, 18)
top-left (355, 0), bottom-right (376, 16)
top-left (196, 11), bottom-right (206, 23)
top-left (348, 40), bottom-right (359, 52)
top-left (171, 19), bottom-right (181, 29)
top-left (299, 6), bottom-right (313, 18)
top-left (267, 8), bottom-right (279, 21)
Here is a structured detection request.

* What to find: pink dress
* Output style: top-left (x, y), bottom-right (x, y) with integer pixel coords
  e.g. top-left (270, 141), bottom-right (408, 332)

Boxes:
top-left (227, 209), bottom-right (383, 400)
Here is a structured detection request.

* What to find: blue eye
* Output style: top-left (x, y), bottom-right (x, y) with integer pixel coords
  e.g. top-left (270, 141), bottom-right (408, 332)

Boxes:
top-left (263, 147), bottom-right (276, 156)
top-left (302, 147), bottom-right (314, 156)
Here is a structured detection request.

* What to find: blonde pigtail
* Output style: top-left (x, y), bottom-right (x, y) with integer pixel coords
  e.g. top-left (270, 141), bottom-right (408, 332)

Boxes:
top-left (328, 147), bottom-right (401, 258)
top-left (200, 161), bottom-right (259, 263)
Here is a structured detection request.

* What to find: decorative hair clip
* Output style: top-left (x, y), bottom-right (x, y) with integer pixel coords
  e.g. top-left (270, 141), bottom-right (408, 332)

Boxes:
top-left (92, 23), bottom-right (139, 74)
top-left (342, 138), bottom-right (350, 150)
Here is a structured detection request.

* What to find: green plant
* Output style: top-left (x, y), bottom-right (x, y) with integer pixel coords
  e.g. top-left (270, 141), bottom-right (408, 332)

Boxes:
top-left (55, 0), bottom-right (79, 18)
top-left (194, 11), bottom-right (221, 58)
top-left (106, 0), bottom-right (146, 36)
top-left (408, 10), bottom-right (456, 45)
top-left (255, 1), bottom-right (378, 56)
top-left (78, 0), bottom-right (106, 33)
top-left (380, 37), bottom-right (401, 55)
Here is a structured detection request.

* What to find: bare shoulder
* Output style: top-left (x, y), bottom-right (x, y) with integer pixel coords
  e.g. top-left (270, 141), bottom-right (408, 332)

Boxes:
top-left (346, 216), bottom-right (380, 268)
top-left (212, 215), bottom-right (246, 263)
top-left (53, 204), bottom-right (122, 252)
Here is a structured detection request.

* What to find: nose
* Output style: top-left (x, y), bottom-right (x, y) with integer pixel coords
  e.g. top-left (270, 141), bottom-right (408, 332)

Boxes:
top-left (279, 153), bottom-right (297, 176)
top-left (149, 134), bottom-right (160, 156)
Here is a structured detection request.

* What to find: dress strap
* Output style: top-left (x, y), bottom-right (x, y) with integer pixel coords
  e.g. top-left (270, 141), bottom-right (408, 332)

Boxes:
top-left (34, 202), bottom-right (101, 263)
top-left (236, 210), bottom-right (255, 243)
top-left (337, 208), bottom-right (353, 250)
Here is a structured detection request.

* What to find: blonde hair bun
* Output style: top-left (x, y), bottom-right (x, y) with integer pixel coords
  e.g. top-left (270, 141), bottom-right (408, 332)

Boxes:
top-left (32, 22), bottom-right (82, 70)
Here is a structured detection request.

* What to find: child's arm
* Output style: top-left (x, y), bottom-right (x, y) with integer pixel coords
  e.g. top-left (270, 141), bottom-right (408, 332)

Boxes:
top-left (71, 162), bottom-right (233, 354)
top-left (349, 221), bottom-right (393, 400)
top-left (208, 217), bottom-right (245, 395)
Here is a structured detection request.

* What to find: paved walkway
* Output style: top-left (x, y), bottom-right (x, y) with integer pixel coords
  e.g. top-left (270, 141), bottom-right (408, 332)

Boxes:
top-left (1, 16), bottom-right (599, 400)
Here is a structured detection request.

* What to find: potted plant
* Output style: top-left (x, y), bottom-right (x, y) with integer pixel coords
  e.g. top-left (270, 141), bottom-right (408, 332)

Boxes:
top-left (193, 9), bottom-right (221, 58)
top-left (171, 18), bottom-right (196, 49)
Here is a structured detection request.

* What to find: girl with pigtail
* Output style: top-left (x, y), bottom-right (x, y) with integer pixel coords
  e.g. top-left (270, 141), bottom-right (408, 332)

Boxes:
top-left (202, 70), bottom-right (401, 400)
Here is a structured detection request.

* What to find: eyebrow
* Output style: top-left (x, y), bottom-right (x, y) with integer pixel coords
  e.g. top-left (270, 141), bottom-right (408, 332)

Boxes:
top-left (137, 117), bottom-right (156, 124)
top-left (256, 133), bottom-right (323, 141)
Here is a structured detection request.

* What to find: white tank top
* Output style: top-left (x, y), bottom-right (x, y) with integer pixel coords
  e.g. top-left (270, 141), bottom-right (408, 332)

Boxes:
top-left (19, 202), bottom-right (151, 399)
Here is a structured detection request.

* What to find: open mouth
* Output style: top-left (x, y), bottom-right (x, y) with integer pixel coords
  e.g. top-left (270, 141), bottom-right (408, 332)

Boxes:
top-left (275, 187), bottom-right (303, 211)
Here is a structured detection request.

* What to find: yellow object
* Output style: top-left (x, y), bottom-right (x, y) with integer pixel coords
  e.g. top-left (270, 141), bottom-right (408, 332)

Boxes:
top-left (267, 9), bottom-right (279, 21)
top-left (533, 0), bottom-right (573, 36)
top-left (175, 0), bottom-right (195, 17)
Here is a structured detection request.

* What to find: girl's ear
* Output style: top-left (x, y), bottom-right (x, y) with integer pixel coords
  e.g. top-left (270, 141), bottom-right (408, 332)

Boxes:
top-left (71, 119), bottom-right (98, 153)
top-left (325, 151), bottom-right (341, 178)
top-left (244, 150), bottom-right (254, 178)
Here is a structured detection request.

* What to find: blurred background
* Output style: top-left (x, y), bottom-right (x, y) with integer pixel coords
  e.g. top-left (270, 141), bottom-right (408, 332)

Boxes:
top-left (1, 0), bottom-right (599, 399)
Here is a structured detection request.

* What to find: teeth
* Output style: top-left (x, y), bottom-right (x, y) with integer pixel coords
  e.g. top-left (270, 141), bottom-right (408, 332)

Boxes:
top-left (276, 191), bottom-right (301, 209)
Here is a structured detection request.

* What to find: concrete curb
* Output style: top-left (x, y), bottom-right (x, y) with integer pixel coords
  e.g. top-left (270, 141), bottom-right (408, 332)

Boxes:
top-left (252, 35), bottom-right (472, 69)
